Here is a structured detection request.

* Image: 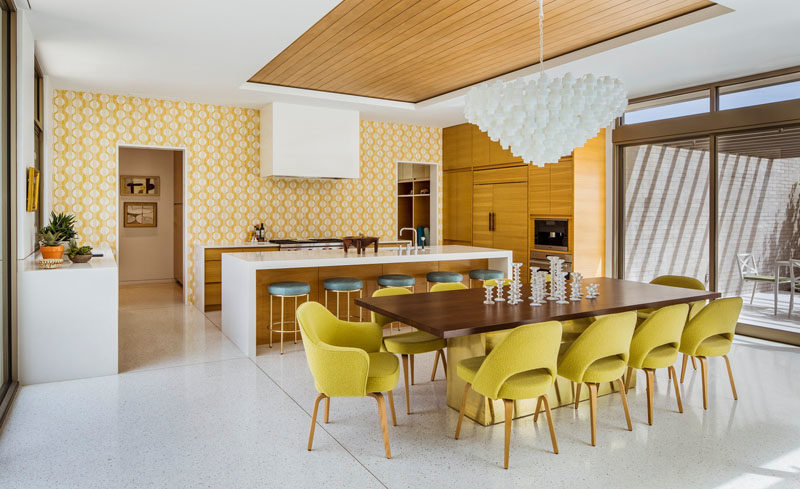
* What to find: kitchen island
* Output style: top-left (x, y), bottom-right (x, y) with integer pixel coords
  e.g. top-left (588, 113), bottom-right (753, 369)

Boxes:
top-left (221, 245), bottom-right (512, 357)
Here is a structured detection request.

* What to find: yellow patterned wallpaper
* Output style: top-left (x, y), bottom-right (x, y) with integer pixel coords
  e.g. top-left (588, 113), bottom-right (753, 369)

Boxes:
top-left (51, 89), bottom-right (442, 303)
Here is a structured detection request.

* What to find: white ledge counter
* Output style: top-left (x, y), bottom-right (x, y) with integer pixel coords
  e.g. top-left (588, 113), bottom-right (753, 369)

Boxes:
top-left (221, 245), bottom-right (512, 357)
top-left (18, 244), bottom-right (118, 384)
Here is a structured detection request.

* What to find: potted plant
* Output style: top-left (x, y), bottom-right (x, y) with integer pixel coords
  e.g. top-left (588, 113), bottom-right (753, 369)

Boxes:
top-left (66, 239), bottom-right (93, 263)
top-left (41, 211), bottom-right (78, 244)
top-left (39, 230), bottom-right (66, 259)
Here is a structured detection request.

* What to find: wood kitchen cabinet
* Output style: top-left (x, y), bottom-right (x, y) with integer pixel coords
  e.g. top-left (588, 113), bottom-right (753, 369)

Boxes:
top-left (472, 167), bottom-right (528, 269)
top-left (442, 124), bottom-right (473, 170)
top-left (472, 125), bottom-right (522, 167)
top-left (443, 169), bottom-right (473, 245)
top-left (529, 155), bottom-right (574, 216)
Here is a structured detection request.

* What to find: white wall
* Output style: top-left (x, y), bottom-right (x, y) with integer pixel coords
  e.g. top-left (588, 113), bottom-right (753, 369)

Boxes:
top-left (16, 10), bottom-right (35, 259)
top-left (118, 147), bottom-right (175, 282)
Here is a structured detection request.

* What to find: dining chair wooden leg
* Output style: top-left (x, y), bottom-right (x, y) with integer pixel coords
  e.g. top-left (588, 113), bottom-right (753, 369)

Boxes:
top-left (624, 366), bottom-right (633, 393)
top-left (542, 394), bottom-right (559, 454)
top-left (669, 365), bottom-right (683, 413)
top-left (430, 350), bottom-right (440, 382)
top-left (618, 377), bottom-right (632, 431)
top-left (533, 396), bottom-right (543, 422)
top-left (691, 355), bottom-right (697, 370)
top-left (308, 393), bottom-right (326, 451)
top-left (324, 396), bottom-right (330, 423)
top-left (553, 379), bottom-right (562, 404)
top-left (574, 382), bottom-right (582, 409)
top-left (698, 356), bottom-right (709, 410)
top-left (410, 354), bottom-right (415, 385)
top-left (723, 354), bottom-right (738, 400)
top-left (401, 354), bottom-right (411, 414)
top-left (367, 392), bottom-right (392, 459)
top-left (440, 349), bottom-right (447, 379)
top-left (387, 391), bottom-right (398, 426)
top-left (487, 397), bottom-right (496, 424)
top-left (503, 399), bottom-right (513, 469)
top-left (588, 383), bottom-right (598, 446)
top-left (455, 382), bottom-right (471, 439)
top-left (680, 354), bottom-right (689, 383)
top-left (645, 369), bottom-right (655, 425)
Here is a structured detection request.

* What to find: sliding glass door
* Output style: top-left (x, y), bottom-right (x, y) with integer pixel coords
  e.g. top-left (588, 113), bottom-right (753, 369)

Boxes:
top-left (717, 127), bottom-right (800, 331)
top-left (0, 4), bottom-right (10, 402)
top-left (621, 138), bottom-right (710, 286)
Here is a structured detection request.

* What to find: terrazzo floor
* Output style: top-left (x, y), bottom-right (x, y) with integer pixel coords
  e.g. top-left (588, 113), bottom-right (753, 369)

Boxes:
top-left (1, 284), bottom-right (799, 488)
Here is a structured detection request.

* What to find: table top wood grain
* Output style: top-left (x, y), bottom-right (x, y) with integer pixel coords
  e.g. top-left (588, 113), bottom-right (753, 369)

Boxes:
top-left (355, 277), bottom-right (720, 338)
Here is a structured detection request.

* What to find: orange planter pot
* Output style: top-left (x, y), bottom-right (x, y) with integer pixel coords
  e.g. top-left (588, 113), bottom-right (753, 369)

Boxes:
top-left (40, 245), bottom-right (64, 260)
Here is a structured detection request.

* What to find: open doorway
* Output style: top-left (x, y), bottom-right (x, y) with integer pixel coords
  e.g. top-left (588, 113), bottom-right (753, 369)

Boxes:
top-left (117, 146), bottom-right (184, 305)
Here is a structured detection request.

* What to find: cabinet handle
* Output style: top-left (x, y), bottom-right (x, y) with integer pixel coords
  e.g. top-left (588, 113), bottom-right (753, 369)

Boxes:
top-left (490, 212), bottom-right (495, 231)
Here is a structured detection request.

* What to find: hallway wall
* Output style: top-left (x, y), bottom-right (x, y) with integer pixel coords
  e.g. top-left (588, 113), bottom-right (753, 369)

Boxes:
top-left (118, 147), bottom-right (175, 282)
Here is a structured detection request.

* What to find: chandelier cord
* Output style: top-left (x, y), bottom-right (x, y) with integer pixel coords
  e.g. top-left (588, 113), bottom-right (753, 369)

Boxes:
top-left (538, 0), bottom-right (544, 75)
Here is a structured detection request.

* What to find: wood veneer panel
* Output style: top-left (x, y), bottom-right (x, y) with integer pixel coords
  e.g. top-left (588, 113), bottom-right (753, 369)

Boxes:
top-left (443, 169), bottom-right (473, 244)
top-left (572, 130), bottom-right (606, 277)
top-left (249, 0), bottom-right (714, 102)
top-left (549, 156), bottom-right (574, 215)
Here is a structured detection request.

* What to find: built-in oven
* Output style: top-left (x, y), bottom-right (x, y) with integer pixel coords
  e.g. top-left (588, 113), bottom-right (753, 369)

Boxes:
top-left (533, 218), bottom-right (569, 252)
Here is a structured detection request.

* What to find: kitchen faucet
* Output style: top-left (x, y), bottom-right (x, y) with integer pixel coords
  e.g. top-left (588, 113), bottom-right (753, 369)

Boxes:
top-left (399, 227), bottom-right (417, 252)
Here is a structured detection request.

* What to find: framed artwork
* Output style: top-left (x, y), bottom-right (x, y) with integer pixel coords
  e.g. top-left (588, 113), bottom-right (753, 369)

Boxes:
top-left (26, 167), bottom-right (40, 212)
top-left (121, 175), bottom-right (160, 196)
top-left (124, 202), bottom-right (157, 227)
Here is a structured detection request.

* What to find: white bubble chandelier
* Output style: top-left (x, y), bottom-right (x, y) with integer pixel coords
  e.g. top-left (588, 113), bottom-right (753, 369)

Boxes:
top-left (463, 0), bottom-right (628, 166)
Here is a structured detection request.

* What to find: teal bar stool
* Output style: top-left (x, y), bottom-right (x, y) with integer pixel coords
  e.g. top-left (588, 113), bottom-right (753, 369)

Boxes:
top-left (268, 281), bottom-right (311, 354)
top-left (377, 274), bottom-right (415, 290)
top-left (426, 271), bottom-right (464, 291)
top-left (323, 277), bottom-right (364, 321)
top-left (468, 269), bottom-right (504, 288)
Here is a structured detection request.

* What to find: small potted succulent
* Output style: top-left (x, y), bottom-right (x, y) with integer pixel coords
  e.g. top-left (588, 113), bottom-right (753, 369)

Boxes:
top-left (41, 211), bottom-right (78, 245)
top-left (39, 230), bottom-right (66, 259)
top-left (66, 239), bottom-right (93, 263)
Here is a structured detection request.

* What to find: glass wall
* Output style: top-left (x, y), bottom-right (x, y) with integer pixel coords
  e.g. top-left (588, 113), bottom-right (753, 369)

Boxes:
top-left (622, 139), bottom-right (710, 286)
top-left (1, 5), bottom-right (10, 402)
top-left (717, 127), bottom-right (800, 331)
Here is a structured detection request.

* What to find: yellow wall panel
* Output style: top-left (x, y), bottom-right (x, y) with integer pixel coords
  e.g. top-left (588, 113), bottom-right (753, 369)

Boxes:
top-left (50, 90), bottom-right (442, 304)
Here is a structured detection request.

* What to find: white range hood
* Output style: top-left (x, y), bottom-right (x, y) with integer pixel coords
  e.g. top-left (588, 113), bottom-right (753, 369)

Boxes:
top-left (260, 102), bottom-right (360, 179)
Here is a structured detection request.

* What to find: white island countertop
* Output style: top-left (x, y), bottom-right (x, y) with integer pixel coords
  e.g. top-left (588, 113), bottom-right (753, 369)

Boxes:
top-left (221, 245), bottom-right (513, 357)
top-left (224, 245), bottom-right (512, 270)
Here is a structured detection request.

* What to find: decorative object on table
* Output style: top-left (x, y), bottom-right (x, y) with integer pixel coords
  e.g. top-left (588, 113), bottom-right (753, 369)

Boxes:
top-left (124, 202), bottom-right (157, 227)
top-left (26, 167), bottom-right (40, 212)
top-left (342, 234), bottom-right (379, 253)
top-left (66, 239), bottom-right (93, 264)
top-left (585, 283), bottom-right (600, 299)
top-left (483, 284), bottom-right (496, 305)
top-left (38, 230), bottom-right (65, 260)
top-left (495, 279), bottom-right (506, 302)
top-left (37, 258), bottom-right (63, 269)
top-left (529, 269), bottom-right (547, 306)
top-left (41, 211), bottom-right (77, 242)
top-left (546, 255), bottom-right (568, 303)
top-left (570, 273), bottom-right (583, 301)
top-left (120, 175), bottom-right (160, 196)
top-left (463, 0), bottom-right (627, 166)
top-left (507, 262), bottom-right (524, 305)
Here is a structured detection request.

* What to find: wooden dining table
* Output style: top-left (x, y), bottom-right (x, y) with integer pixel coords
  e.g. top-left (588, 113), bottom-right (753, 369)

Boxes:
top-left (356, 277), bottom-right (720, 426)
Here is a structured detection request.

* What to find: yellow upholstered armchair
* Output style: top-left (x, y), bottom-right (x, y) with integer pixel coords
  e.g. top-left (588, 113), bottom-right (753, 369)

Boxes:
top-left (679, 297), bottom-right (743, 410)
top-left (455, 321), bottom-right (562, 469)
top-left (297, 301), bottom-right (400, 458)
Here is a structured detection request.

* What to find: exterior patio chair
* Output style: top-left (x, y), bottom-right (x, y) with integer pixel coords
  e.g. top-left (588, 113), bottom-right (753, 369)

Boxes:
top-left (735, 253), bottom-right (790, 305)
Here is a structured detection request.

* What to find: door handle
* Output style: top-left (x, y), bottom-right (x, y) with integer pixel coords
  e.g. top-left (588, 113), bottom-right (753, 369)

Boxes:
top-left (490, 212), bottom-right (495, 231)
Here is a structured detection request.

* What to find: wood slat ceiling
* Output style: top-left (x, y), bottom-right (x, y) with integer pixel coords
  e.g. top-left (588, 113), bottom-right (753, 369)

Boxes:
top-left (249, 0), bottom-right (715, 103)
